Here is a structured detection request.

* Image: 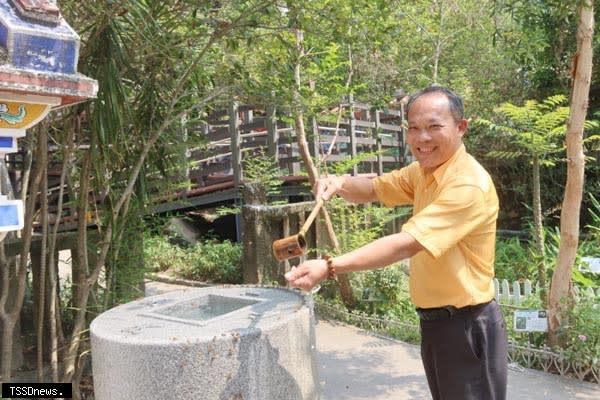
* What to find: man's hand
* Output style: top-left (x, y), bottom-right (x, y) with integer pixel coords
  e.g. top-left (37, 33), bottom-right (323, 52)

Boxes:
top-left (314, 176), bottom-right (346, 201)
top-left (315, 175), bottom-right (377, 204)
top-left (285, 259), bottom-right (329, 291)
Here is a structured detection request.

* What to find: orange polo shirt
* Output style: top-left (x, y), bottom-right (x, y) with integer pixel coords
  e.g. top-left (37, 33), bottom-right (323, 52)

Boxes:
top-left (373, 144), bottom-right (499, 309)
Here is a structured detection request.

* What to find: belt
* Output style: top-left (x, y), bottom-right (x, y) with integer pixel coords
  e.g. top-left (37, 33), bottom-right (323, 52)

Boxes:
top-left (416, 300), bottom-right (492, 321)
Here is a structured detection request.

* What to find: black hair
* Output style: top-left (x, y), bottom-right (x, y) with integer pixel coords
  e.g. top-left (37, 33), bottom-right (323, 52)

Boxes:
top-left (406, 86), bottom-right (464, 122)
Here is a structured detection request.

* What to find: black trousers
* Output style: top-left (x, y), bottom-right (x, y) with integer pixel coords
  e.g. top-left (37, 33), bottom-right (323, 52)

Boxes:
top-left (419, 300), bottom-right (507, 400)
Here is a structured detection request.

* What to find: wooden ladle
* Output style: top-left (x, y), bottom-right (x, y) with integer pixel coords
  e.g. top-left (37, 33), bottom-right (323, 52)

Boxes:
top-left (272, 198), bottom-right (324, 261)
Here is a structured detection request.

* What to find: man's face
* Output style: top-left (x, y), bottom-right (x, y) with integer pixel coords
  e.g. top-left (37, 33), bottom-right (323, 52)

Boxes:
top-left (406, 93), bottom-right (467, 173)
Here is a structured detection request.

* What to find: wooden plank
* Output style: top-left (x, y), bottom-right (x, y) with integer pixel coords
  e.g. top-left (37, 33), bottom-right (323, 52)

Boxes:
top-left (354, 120), bottom-right (377, 129)
top-left (229, 102), bottom-right (242, 185)
top-left (151, 186), bottom-right (239, 214)
top-left (379, 136), bottom-right (400, 146)
top-left (266, 104), bottom-right (278, 158)
top-left (239, 119), bottom-right (268, 133)
top-left (318, 134), bottom-right (351, 143)
top-left (190, 146), bottom-right (229, 161)
top-left (380, 108), bottom-right (403, 117)
top-left (379, 122), bottom-right (403, 131)
top-left (240, 139), bottom-right (268, 149)
top-left (350, 102), bottom-right (372, 110)
top-left (355, 137), bottom-right (377, 145)
top-left (189, 162), bottom-right (231, 177)
top-left (206, 125), bottom-right (230, 142)
top-left (240, 131), bottom-right (269, 140)
top-left (375, 110), bottom-right (383, 175)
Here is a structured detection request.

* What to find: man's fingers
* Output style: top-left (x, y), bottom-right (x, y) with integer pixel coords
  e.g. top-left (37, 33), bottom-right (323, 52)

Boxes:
top-left (314, 180), bottom-right (327, 201)
top-left (284, 266), bottom-right (298, 281)
top-left (285, 266), bottom-right (314, 291)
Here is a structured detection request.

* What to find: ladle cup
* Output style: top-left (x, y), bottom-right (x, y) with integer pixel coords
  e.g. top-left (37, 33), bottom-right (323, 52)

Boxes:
top-left (272, 198), bottom-right (324, 261)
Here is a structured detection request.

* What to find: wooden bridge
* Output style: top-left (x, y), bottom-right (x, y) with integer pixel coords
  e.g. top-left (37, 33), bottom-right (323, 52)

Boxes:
top-left (152, 100), bottom-right (409, 218)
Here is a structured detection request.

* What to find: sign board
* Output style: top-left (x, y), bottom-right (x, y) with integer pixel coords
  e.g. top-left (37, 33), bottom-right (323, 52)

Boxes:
top-left (0, 199), bottom-right (24, 232)
top-left (0, 136), bottom-right (17, 152)
top-left (514, 310), bottom-right (548, 332)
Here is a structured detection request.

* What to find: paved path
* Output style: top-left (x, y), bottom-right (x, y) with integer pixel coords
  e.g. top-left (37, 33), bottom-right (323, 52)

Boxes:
top-left (316, 319), bottom-right (600, 400)
top-left (145, 280), bottom-right (600, 399)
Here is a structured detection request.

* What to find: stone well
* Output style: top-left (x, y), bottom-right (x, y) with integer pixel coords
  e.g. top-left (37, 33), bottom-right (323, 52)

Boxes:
top-left (90, 286), bottom-right (319, 400)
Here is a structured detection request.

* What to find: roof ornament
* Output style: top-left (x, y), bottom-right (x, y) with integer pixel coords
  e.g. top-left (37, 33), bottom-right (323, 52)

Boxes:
top-left (9, 0), bottom-right (61, 25)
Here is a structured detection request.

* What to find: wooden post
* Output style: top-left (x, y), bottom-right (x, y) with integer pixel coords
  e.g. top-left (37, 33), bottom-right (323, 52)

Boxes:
top-left (281, 214), bottom-right (291, 277)
top-left (266, 104), bottom-right (278, 161)
top-left (241, 184), bottom-right (264, 284)
top-left (310, 115), bottom-right (320, 160)
top-left (229, 101), bottom-right (242, 186)
top-left (400, 102), bottom-right (409, 164)
top-left (229, 102), bottom-right (243, 242)
top-left (178, 114), bottom-right (190, 193)
top-left (375, 109), bottom-right (383, 176)
top-left (197, 123), bottom-right (210, 187)
top-left (348, 94), bottom-right (358, 176)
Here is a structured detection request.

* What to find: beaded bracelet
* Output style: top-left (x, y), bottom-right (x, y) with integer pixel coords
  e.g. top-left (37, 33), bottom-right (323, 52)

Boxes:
top-left (322, 254), bottom-right (337, 280)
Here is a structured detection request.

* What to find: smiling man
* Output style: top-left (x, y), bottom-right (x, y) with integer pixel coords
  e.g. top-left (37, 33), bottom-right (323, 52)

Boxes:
top-left (285, 86), bottom-right (508, 400)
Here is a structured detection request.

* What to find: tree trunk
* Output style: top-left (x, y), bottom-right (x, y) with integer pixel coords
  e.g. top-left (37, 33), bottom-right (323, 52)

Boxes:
top-left (292, 26), bottom-right (355, 308)
top-left (548, 1), bottom-right (593, 346)
top-left (432, 0), bottom-right (445, 84)
top-left (61, 152), bottom-right (93, 382)
top-left (532, 155), bottom-right (546, 302)
top-left (1, 125), bottom-right (45, 382)
top-left (0, 161), bottom-right (24, 376)
top-left (36, 147), bottom-right (49, 382)
top-left (46, 123), bottom-right (76, 382)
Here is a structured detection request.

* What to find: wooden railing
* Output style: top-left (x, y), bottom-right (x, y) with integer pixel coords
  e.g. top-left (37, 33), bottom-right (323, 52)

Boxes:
top-left (186, 101), bottom-right (407, 191)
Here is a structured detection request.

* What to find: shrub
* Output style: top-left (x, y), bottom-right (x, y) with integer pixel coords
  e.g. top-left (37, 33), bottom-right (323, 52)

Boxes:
top-left (144, 234), bottom-right (243, 284)
top-left (352, 263), bottom-right (418, 323)
top-left (558, 299), bottom-right (600, 374)
top-left (181, 240), bottom-right (243, 284)
top-left (494, 236), bottom-right (534, 281)
top-left (143, 234), bottom-right (189, 273)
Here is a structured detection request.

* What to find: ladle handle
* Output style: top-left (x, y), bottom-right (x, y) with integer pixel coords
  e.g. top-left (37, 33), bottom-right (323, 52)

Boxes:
top-left (298, 198), bottom-right (324, 236)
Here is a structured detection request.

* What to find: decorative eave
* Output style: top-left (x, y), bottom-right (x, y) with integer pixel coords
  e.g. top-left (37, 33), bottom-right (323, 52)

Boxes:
top-left (0, 65), bottom-right (98, 108)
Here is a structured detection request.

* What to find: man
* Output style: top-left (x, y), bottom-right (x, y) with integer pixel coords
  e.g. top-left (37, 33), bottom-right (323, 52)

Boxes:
top-left (285, 86), bottom-right (508, 400)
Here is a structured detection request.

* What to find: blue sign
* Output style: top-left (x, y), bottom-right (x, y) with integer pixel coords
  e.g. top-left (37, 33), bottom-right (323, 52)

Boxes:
top-left (0, 200), bottom-right (23, 231)
top-left (0, 136), bottom-right (17, 152)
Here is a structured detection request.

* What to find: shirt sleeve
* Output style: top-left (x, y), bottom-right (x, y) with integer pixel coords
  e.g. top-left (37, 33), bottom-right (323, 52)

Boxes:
top-left (401, 184), bottom-right (489, 259)
top-left (372, 164), bottom-right (417, 207)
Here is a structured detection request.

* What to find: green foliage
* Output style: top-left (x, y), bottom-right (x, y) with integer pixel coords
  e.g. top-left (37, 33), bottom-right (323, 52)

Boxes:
top-left (182, 240), bottom-right (243, 284)
top-left (576, 194), bottom-right (600, 288)
top-left (317, 195), bottom-right (414, 321)
top-left (143, 234), bottom-right (190, 273)
top-left (330, 150), bottom-right (382, 176)
top-left (325, 197), bottom-right (410, 254)
top-left (479, 94), bottom-right (570, 165)
top-left (495, 224), bottom-right (600, 289)
top-left (144, 234), bottom-right (243, 284)
top-left (584, 194), bottom-right (600, 243)
top-left (558, 299), bottom-right (600, 374)
top-left (216, 148), bottom-right (285, 217)
top-left (242, 147), bottom-right (284, 200)
top-left (491, 0), bottom-right (579, 98)
top-left (494, 236), bottom-right (535, 281)
top-left (352, 263), bottom-right (418, 323)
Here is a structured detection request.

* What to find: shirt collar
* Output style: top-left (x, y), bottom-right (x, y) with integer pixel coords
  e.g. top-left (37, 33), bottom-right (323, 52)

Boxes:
top-left (419, 143), bottom-right (466, 184)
